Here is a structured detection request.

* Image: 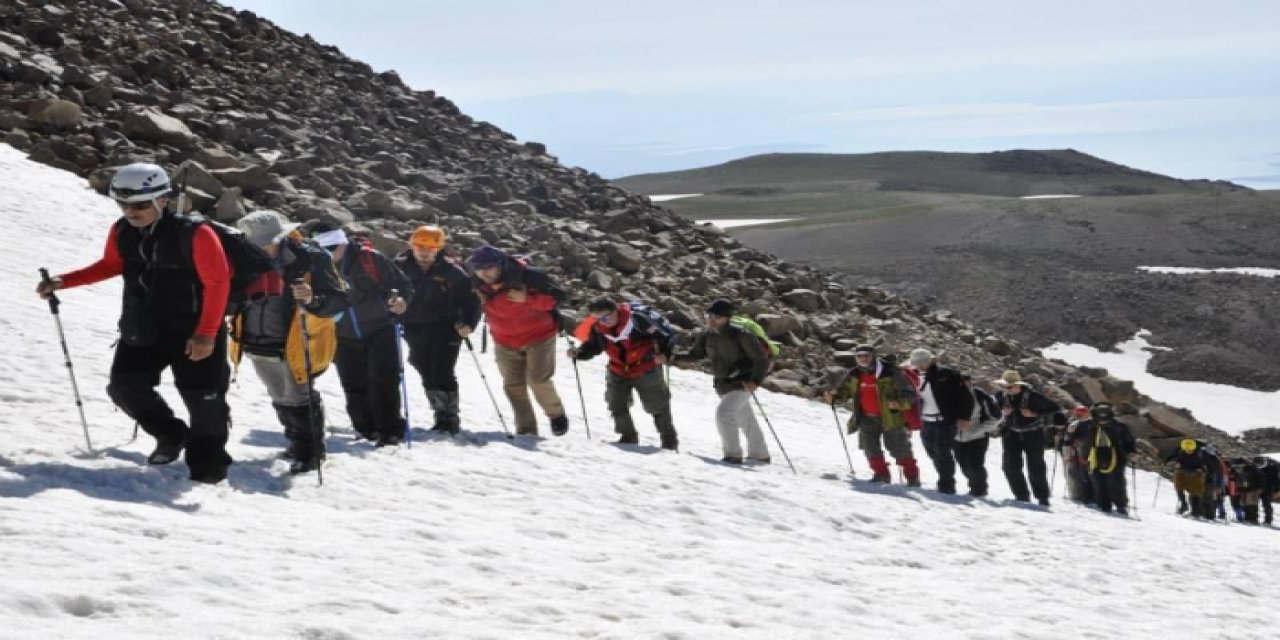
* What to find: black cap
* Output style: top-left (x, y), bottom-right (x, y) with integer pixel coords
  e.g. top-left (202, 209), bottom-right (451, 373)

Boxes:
top-left (706, 299), bottom-right (735, 317)
top-left (853, 344), bottom-right (876, 355)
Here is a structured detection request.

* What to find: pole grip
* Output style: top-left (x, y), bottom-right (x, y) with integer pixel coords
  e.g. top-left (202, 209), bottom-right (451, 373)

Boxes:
top-left (39, 268), bottom-right (60, 313)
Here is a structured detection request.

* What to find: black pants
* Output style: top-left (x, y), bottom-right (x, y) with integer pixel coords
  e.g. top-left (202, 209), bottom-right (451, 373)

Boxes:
top-left (404, 322), bottom-right (463, 393)
top-left (107, 326), bottom-right (231, 478)
top-left (1263, 491), bottom-right (1274, 524)
top-left (1091, 467), bottom-right (1129, 512)
top-left (921, 419), bottom-right (958, 492)
top-left (1001, 429), bottom-right (1050, 502)
top-left (954, 437), bottom-right (990, 495)
top-left (334, 326), bottom-right (403, 439)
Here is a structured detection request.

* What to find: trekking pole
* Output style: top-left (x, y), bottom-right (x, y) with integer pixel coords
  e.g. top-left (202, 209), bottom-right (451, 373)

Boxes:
top-left (388, 290), bottom-right (412, 448)
top-left (564, 334), bottom-right (592, 440)
top-left (1152, 473), bottom-right (1162, 509)
top-left (1131, 464), bottom-right (1139, 518)
top-left (296, 295), bottom-right (324, 486)
top-left (750, 391), bottom-right (796, 474)
top-left (39, 268), bottom-right (94, 454)
top-left (830, 402), bottom-right (856, 477)
top-left (1051, 448), bottom-right (1061, 497)
top-left (464, 337), bottom-right (511, 438)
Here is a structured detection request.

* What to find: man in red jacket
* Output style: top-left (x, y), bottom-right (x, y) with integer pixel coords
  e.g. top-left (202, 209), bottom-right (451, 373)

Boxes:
top-left (466, 245), bottom-right (569, 437)
top-left (569, 298), bottom-right (679, 450)
top-left (35, 163), bottom-right (233, 483)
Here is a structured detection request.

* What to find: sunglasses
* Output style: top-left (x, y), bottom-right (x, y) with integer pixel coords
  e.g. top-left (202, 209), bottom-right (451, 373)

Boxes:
top-left (117, 201), bottom-right (154, 211)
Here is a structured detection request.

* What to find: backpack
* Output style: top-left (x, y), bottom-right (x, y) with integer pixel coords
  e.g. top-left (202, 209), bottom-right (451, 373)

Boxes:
top-left (627, 302), bottom-right (677, 353)
top-left (957, 387), bottom-right (1001, 442)
top-left (729, 315), bottom-right (780, 358)
top-left (176, 214), bottom-right (275, 306)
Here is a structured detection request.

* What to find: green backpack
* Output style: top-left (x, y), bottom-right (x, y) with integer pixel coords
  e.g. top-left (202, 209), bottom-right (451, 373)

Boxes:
top-left (730, 315), bottom-right (781, 358)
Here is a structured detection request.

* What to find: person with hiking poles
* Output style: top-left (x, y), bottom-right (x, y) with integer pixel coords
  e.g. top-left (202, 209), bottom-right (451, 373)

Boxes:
top-left (465, 245), bottom-right (570, 437)
top-left (304, 222), bottom-right (412, 447)
top-left (35, 163), bottom-right (234, 483)
top-left (674, 299), bottom-right (771, 465)
top-left (393, 225), bottom-right (481, 436)
top-left (1063, 402), bottom-right (1138, 516)
top-left (994, 371), bottom-right (1062, 506)
top-left (232, 211), bottom-right (347, 475)
top-left (824, 343), bottom-right (921, 485)
top-left (568, 298), bottom-right (680, 450)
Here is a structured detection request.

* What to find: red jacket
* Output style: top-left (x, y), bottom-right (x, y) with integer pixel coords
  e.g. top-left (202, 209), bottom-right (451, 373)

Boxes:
top-left (478, 283), bottom-right (559, 349)
top-left (60, 221), bottom-right (229, 338)
top-left (573, 304), bottom-right (662, 379)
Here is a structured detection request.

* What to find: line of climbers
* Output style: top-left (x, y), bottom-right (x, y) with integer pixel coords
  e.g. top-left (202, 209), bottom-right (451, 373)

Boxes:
top-left (32, 164), bottom-right (1280, 525)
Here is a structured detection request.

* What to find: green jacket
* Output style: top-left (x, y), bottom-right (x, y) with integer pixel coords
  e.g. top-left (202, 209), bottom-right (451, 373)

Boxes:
top-left (676, 324), bottom-right (770, 395)
top-left (833, 360), bottom-right (916, 432)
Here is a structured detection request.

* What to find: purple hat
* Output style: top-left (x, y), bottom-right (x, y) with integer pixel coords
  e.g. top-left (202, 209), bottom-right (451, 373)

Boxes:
top-left (465, 245), bottom-right (506, 270)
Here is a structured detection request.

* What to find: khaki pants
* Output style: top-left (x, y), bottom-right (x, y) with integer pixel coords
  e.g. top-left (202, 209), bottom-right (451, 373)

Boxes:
top-left (494, 336), bottom-right (565, 435)
top-left (716, 390), bottom-right (768, 459)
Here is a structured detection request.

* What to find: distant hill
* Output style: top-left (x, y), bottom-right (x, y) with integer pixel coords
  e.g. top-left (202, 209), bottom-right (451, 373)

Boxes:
top-left (614, 150), bottom-right (1248, 198)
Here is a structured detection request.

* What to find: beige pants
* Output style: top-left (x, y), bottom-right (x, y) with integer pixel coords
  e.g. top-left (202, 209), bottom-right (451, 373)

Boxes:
top-left (494, 336), bottom-right (566, 434)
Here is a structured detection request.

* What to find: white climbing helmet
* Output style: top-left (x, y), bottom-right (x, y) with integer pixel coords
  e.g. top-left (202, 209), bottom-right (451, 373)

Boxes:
top-left (109, 163), bottom-right (171, 203)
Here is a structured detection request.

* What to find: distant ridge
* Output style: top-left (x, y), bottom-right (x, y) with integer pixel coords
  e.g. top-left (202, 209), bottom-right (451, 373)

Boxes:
top-left (614, 149), bottom-right (1247, 198)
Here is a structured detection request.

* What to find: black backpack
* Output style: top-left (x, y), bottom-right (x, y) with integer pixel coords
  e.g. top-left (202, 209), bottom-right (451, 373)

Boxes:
top-left (175, 213), bottom-right (275, 309)
top-left (627, 302), bottom-right (677, 354)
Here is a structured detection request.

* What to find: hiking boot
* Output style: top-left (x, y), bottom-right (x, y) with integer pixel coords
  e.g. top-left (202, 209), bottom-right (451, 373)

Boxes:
top-left (721, 456), bottom-right (744, 465)
top-left (659, 433), bottom-right (679, 451)
top-left (289, 456), bottom-right (323, 475)
top-left (277, 445), bottom-right (300, 461)
top-left (907, 479), bottom-right (922, 488)
top-left (1038, 498), bottom-right (1051, 507)
top-left (190, 466), bottom-right (228, 484)
top-left (550, 415), bottom-right (569, 437)
top-left (147, 439), bottom-right (185, 465)
top-left (968, 488), bottom-right (988, 497)
top-left (1177, 501), bottom-right (1189, 514)
top-left (750, 456), bottom-right (772, 465)
top-left (869, 474), bottom-right (891, 484)
top-left (937, 485), bottom-right (955, 494)
top-left (429, 423), bottom-right (460, 436)
top-left (615, 432), bottom-right (639, 445)
top-left (375, 433), bottom-right (403, 448)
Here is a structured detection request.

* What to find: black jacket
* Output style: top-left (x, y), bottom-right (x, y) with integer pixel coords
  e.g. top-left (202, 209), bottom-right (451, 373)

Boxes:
top-left (115, 214), bottom-right (206, 344)
top-left (334, 240), bottom-right (412, 341)
top-left (1065, 419), bottom-right (1136, 474)
top-left (918, 364), bottom-right (974, 422)
top-left (995, 388), bottom-right (1061, 432)
top-left (397, 250), bottom-right (482, 329)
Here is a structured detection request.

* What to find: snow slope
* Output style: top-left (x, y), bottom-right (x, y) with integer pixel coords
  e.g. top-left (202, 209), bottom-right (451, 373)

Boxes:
top-left (1, 145), bottom-right (1277, 639)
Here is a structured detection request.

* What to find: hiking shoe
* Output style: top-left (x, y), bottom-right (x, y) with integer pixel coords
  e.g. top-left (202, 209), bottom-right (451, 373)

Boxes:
top-left (968, 488), bottom-right (988, 497)
top-left (550, 416), bottom-right (569, 437)
top-left (615, 433), bottom-right (639, 445)
top-left (869, 474), bottom-right (891, 484)
top-left (147, 440), bottom-right (185, 465)
top-left (750, 456), bottom-right (772, 465)
top-left (907, 478), bottom-right (922, 488)
top-left (660, 434), bottom-right (679, 451)
top-left (375, 433), bottom-right (403, 448)
top-left (1038, 498), bottom-right (1051, 507)
top-left (1177, 502), bottom-right (1189, 514)
top-left (289, 457), bottom-right (323, 475)
top-left (721, 456), bottom-right (744, 465)
top-left (189, 467), bottom-right (228, 484)
top-left (937, 485), bottom-right (956, 494)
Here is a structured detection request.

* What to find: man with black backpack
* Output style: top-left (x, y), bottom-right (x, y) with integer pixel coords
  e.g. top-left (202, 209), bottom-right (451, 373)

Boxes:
top-left (1063, 402), bottom-right (1137, 516)
top-left (231, 211), bottom-right (348, 474)
top-left (35, 163), bottom-right (236, 483)
top-left (466, 245), bottom-right (569, 437)
top-left (954, 373), bottom-right (1001, 497)
top-left (394, 225), bottom-right (480, 436)
top-left (305, 222), bottom-right (412, 447)
top-left (994, 371), bottom-right (1064, 506)
top-left (569, 298), bottom-right (679, 450)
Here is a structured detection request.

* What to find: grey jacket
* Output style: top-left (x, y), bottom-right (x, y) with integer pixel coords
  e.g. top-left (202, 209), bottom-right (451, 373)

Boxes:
top-left (676, 324), bottom-right (770, 395)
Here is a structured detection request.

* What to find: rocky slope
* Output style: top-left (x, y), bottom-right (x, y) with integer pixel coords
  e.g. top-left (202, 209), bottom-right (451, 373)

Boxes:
top-left (0, 0), bottom-right (1262, 460)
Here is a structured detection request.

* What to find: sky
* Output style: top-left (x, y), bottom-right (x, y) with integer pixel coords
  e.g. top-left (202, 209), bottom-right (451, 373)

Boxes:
top-left (221, 1), bottom-right (1280, 184)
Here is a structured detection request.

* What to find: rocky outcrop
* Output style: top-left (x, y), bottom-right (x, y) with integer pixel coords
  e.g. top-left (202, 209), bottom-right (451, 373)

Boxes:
top-left (0, 0), bottom-right (1262, 461)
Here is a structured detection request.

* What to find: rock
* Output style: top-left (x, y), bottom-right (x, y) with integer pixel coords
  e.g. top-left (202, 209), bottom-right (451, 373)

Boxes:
top-left (192, 146), bottom-right (240, 170)
top-left (175, 160), bottom-right (225, 198)
top-left (606, 244), bottom-right (643, 274)
top-left (292, 195), bottom-right (355, 226)
top-left (213, 187), bottom-right (247, 222)
top-left (780, 289), bottom-right (823, 312)
top-left (979, 336), bottom-right (1012, 356)
top-left (586, 270), bottom-right (616, 291)
top-left (209, 165), bottom-right (275, 196)
top-left (755, 314), bottom-right (805, 339)
top-left (745, 262), bottom-right (783, 281)
top-left (122, 108), bottom-right (199, 146)
top-left (30, 100), bottom-right (83, 129)
top-left (5, 129), bottom-right (31, 149)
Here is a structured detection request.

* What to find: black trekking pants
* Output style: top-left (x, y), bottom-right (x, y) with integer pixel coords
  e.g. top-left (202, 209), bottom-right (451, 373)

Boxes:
top-left (334, 326), bottom-right (403, 439)
top-left (1091, 467), bottom-right (1129, 512)
top-left (404, 322), bottom-right (463, 393)
top-left (107, 326), bottom-right (231, 478)
top-left (1001, 429), bottom-right (1050, 502)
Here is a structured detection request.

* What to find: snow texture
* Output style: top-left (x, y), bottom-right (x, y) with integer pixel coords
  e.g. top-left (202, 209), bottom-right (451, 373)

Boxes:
top-left (695, 218), bottom-right (795, 229)
top-left (647, 194), bottom-right (703, 202)
top-left (1, 145), bottom-right (1277, 639)
top-left (1138, 266), bottom-right (1280, 278)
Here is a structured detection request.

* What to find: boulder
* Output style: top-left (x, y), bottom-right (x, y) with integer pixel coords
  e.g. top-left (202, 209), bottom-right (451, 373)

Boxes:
top-left (213, 186), bottom-right (246, 222)
top-left (122, 108), bottom-right (199, 146)
top-left (210, 165), bottom-right (275, 196)
top-left (30, 100), bottom-right (83, 129)
top-left (781, 289), bottom-right (823, 312)
top-left (606, 244), bottom-right (643, 274)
